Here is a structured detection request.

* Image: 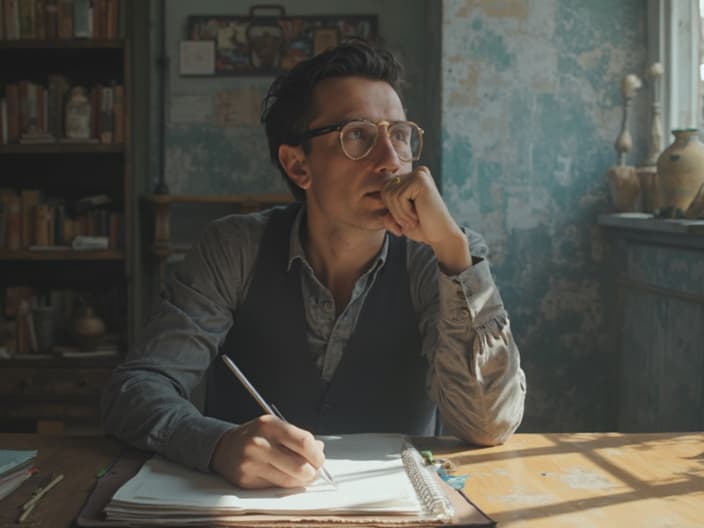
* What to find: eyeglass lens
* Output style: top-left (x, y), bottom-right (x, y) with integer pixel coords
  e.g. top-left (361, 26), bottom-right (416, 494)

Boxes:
top-left (340, 121), bottom-right (421, 161)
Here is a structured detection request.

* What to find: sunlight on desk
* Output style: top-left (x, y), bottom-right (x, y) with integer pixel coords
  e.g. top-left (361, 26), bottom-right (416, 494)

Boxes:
top-left (442, 433), bottom-right (703, 527)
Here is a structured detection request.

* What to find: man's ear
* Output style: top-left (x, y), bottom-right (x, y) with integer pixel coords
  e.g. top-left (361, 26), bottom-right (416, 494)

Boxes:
top-left (278, 144), bottom-right (311, 191)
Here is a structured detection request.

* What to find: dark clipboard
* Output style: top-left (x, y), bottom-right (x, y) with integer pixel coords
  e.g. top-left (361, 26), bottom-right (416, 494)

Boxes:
top-left (184, 5), bottom-right (378, 76)
top-left (75, 449), bottom-right (496, 527)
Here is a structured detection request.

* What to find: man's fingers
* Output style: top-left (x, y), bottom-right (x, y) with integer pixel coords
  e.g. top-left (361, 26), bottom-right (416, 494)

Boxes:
top-left (382, 177), bottom-right (419, 229)
top-left (381, 213), bottom-right (403, 236)
top-left (212, 416), bottom-right (322, 489)
top-left (260, 418), bottom-right (324, 483)
top-left (272, 423), bottom-right (325, 470)
top-left (267, 443), bottom-right (319, 483)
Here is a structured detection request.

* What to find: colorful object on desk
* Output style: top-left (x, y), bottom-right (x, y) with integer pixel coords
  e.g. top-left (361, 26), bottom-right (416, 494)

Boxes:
top-left (420, 449), bottom-right (469, 490)
top-left (437, 466), bottom-right (469, 490)
top-left (420, 450), bottom-right (434, 464)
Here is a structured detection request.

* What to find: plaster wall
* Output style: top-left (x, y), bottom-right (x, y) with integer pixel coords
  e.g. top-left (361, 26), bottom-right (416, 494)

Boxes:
top-left (441, 0), bottom-right (649, 431)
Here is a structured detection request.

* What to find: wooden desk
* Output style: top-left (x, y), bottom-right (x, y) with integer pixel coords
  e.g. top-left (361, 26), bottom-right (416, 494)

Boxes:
top-left (0, 433), bottom-right (702, 527)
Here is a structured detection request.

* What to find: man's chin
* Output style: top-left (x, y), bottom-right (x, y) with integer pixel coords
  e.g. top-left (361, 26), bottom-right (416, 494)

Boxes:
top-left (362, 210), bottom-right (392, 232)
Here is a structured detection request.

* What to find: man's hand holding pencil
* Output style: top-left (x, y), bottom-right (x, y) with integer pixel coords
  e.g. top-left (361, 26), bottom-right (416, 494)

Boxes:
top-left (210, 356), bottom-right (334, 489)
top-left (211, 414), bottom-right (326, 489)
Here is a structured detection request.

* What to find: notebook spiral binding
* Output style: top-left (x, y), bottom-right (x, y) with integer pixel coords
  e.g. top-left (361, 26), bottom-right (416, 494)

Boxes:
top-left (401, 442), bottom-right (455, 520)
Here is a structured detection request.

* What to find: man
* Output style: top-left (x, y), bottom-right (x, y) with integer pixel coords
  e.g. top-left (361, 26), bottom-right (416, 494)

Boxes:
top-left (101, 42), bottom-right (525, 490)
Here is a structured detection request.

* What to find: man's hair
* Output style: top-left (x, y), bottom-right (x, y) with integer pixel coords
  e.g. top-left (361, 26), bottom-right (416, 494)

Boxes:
top-left (261, 41), bottom-right (405, 201)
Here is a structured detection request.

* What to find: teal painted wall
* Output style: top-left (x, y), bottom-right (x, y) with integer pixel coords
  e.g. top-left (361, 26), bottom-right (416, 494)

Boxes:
top-left (441, 0), bottom-right (649, 431)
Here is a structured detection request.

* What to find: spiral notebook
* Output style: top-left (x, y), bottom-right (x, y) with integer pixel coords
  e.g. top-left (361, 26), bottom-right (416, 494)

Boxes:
top-left (83, 434), bottom-right (494, 527)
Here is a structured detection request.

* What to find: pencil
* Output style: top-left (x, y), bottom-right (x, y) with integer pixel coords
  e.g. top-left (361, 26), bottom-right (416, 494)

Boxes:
top-left (221, 355), bottom-right (337, 488)
top-left (18, 473), bottom-right (64, 522)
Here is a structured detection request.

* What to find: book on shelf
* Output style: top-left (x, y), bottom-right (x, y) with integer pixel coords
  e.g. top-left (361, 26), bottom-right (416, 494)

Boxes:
top-left (56, 0), bottom-right (72, 38)
top-left (113, 83), bottom-right (123, 143)
top-left (0, 198), bottom-right (4, 247)
top-left (34, 203), bottom-right (54, 246)
top-left (4, 83), bottom-right (19, 143)
top-left (18, 0), bottom-right (35, 39)
top-left (72, 0), bottom-right (90, 38)
top-left (47, 74), bottom-right (69, 139)
top-left (4, 192), bottom-right (21, 250)
top-left (0, 97), bottom-right (6, 144)
top-left (0, 0), bottom-right (122, 40)
top-left (19, 188), bottom-right (40, 247)
top-left (45, 0), bottom-right (57, 39)
top-left (35, 0), bottom-right (46, 39)
top-left (3, 0), bottom-right (20, 40)
top-left (17, 298), bottom-right (38, 353)
top-left (99, 84), bottom-right (113, 143)
top-left (0, 189), bottom-right (123, 250)
top-left (72, 234), bottom-right (108, 250)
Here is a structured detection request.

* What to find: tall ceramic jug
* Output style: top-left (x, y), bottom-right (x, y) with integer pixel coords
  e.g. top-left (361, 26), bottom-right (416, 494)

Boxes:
top-left (656, 129), bottom-right (704, 211)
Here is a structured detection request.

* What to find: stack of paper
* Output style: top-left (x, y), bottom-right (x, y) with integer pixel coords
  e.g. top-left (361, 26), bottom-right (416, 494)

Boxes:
top-left (0, 450), bottom-right (37, 500)
top-left (105, 434), bottom-right (448, 525)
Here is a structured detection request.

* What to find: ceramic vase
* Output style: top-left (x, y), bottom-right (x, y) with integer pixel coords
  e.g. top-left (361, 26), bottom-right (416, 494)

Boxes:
top-left (71, 305), bottom-right (105, 351)
top-left (656, 129), bottom-right (704, 211)
top-left (608, 165), bottom-right (640, 212)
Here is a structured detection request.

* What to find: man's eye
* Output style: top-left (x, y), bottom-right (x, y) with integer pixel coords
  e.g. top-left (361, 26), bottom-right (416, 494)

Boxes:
top-left (391, 127), bottom-right (411, 143)
top-left (345, 127), bottom-right (370, 141)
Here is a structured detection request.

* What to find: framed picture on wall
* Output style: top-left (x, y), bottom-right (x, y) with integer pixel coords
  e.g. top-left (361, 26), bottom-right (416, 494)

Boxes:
top-left (312, 28), bottom-right (340, 56)
top-left (184, 6), bottom-right (377, 76)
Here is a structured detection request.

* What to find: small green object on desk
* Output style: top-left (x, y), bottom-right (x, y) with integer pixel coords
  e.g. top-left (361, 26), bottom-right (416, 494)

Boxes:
top-left (420, 450), bottom-right (434, 464)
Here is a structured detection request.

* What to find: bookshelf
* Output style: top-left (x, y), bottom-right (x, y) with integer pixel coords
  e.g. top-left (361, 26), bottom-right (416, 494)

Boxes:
top-left (0, 0), bottom-right (133, 433)
top-left (0, 143), bottom-right (124, 153)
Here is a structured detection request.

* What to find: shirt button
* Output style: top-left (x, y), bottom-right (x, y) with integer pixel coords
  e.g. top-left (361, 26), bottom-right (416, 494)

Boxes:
top-left (461, 308), bottom-right (470, 317)
top-left (323, 301), bottom-right (333, 311)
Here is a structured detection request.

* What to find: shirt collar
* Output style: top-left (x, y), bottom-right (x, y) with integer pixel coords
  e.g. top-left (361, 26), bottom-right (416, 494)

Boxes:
top-left (287, 205), bottom-right (390, 273)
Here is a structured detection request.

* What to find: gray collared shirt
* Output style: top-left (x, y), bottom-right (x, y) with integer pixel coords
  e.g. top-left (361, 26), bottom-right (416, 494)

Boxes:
top-left (101, 207), bottom-right (526, 473)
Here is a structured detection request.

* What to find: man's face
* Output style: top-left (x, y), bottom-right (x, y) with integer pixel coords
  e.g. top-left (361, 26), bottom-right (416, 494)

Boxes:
top-left (299, 76), bottom-right (412, 232)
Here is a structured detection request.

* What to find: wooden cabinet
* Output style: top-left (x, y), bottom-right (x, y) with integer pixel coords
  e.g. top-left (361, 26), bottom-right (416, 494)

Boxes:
top-left (599, 214), bottom-right (704, 432)
top-left (0, 358), bottom-right (116, 432)
top-left (0, 19), bottom-right (134, 432)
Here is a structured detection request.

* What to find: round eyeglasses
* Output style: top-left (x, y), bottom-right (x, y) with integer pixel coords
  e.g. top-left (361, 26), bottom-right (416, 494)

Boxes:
top-left (297, 119), bottom-right (424, 162)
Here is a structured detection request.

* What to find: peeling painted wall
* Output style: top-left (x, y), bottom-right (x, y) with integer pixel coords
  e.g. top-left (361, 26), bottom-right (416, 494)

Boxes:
top-left (441, 0), bottom-right (649, 431)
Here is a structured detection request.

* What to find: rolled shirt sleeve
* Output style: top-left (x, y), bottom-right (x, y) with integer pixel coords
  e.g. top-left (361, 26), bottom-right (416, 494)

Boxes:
top-left (410, 230), bottom-right (526, 446)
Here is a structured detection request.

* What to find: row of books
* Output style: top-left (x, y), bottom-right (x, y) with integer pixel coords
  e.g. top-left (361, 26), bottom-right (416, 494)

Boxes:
top-left (0, 0), bottom-right (122, 41)
top-left (0, 190), bottom-right (124, 250)
top-left (1, 286), bottom-right (123, 356)
top-left (0, 78), bottom-right (124, 144)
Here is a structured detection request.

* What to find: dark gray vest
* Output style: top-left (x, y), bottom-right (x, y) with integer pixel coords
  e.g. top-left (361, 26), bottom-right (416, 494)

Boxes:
top-left (206, 204), bottom-right (437, 435)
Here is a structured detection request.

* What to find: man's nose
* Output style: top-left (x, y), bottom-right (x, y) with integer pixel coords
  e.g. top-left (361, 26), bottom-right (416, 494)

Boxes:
top-left (371, 129), bottom-right (402, 172)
